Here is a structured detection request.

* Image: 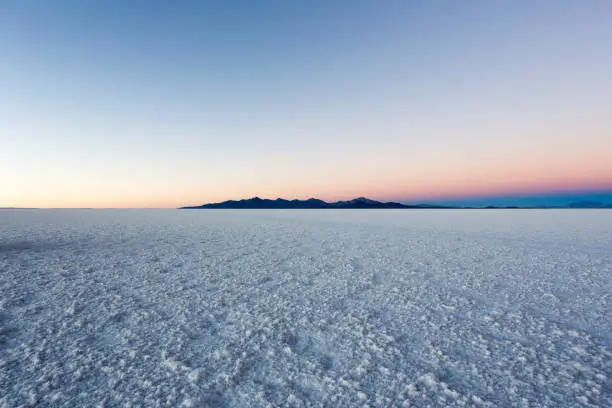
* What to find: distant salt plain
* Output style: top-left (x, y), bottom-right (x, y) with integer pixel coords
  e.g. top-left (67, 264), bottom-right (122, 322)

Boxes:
top-left (1, 209), bottom-right (611, 407)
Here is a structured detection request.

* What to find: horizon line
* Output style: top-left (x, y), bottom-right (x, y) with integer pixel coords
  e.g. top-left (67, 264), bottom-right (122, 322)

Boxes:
top-left (4, 186), bottom-right (612, 210)
top-left (4, 189), bottom-right (612, 210)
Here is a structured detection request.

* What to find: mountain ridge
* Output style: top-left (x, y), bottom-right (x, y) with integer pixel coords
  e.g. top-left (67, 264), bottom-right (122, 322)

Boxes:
top-left (179, 197), bottom-right (612, 209)
top-left (179, 196), bottom-right (445, 209)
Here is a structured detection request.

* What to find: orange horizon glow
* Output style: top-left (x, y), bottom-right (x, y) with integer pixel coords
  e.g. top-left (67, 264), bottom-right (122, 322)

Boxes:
top-left (5, 149), bottom-right (612, 208)
top-left (5, 177), bottom-right (612, 209)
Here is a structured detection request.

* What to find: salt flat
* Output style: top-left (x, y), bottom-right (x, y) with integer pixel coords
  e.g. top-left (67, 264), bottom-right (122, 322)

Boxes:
top-left (1, 209), bottom-right (610, 407)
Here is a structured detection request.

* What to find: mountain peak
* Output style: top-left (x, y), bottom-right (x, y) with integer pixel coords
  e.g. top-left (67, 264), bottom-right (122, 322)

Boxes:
top-left (351, 197), bottom-right (376, 203)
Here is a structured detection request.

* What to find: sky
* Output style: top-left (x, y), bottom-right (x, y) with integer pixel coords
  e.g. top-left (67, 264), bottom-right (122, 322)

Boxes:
top-left (1, 1), bottom-right (611, 208)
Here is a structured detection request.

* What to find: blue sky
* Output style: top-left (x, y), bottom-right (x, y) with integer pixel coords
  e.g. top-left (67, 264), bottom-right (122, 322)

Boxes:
top-left (1, 1), bottom-right (611, 207)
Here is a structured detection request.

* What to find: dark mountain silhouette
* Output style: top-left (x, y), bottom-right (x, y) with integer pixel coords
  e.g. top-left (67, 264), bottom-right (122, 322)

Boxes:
top-left (180, 197), bottom-right (446, 209)
top-left (328, 197), bottom-right (409, 209)
top-left (179, 197), bottom-right (612, 210)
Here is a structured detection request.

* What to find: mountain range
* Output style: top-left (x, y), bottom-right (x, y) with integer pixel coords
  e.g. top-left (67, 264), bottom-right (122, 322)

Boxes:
top-left (179, 197), bottom-right (612, 210)
top-left (179, 197), bottom-right (445, 209)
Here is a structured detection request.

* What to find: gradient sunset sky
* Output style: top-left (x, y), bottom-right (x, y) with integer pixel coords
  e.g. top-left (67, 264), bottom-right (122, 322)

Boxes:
top-left (2, 1), bottom-right (611, 208)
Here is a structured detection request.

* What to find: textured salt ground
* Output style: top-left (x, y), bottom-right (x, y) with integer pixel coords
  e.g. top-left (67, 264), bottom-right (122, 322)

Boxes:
top-left (0, 209), bottom-right (611, 407)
